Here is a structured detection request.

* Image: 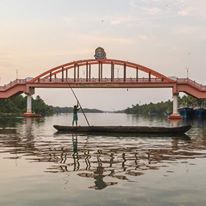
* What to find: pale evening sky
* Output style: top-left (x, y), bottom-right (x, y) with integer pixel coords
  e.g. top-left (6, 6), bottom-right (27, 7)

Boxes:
top-left (0, 0), bottom-right (206, 110)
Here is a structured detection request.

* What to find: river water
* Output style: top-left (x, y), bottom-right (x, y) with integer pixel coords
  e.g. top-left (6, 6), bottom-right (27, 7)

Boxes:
top-left (0, 113), bottom-right (206, 206)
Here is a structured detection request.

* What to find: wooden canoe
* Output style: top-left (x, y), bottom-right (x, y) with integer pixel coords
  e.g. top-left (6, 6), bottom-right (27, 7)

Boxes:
top-left (53, 125), bottom-right (191, 135)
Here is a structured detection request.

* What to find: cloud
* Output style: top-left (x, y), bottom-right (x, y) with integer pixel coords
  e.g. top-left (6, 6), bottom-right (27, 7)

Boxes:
top-left (79, 33), bottom-right (134, 45)
top-left (143, 7), bottom-right (161, 15)
top-left (175, 25), bottom-right (206, 37)
top-left (178, 6), bottom-right (194, 17)
top-left (177, 1), bottom-right (206, 18)
top-left (110, 16), bottom-right (134, 25)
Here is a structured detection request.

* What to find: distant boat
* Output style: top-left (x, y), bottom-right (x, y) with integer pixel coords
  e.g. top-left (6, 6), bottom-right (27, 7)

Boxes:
top-left (178, 107), bottom-right (194, 119)
top-left (194, 108), bottom-right (206, 118)
top-left (53, 125), bottom-right (191, 135)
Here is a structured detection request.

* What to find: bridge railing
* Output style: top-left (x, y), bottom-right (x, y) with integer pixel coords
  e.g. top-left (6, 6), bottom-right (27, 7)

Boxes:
top-left (177, 78), bottom-right (206, 90)
top-left (0, 79), bottom-right (27, 91)
top-left (34, 77), bottom-right (165, 83)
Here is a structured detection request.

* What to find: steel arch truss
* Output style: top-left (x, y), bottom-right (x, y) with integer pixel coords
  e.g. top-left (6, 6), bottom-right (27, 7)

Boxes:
top-left (29, 59), bottom-right (174, 84)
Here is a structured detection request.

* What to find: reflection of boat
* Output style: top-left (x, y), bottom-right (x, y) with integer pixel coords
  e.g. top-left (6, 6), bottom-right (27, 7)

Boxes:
top-left (53, 125), bottom-right (191, 135)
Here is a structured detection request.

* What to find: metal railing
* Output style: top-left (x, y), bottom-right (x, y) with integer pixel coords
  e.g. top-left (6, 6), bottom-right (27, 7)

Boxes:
top-left (0, 79), bottom-right (27, 91)
top-left (35, 77), bottom-right (165, 83)
top-left (176, 78), bottom-right (206, 91)
top-left (1, 77), bottom-right (206, 92)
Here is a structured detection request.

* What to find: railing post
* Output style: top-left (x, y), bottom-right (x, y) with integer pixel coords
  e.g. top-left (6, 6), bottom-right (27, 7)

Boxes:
top-left (124, 64), bottom-right (126, 82)
top-left (98, 62), bottom-right (101, 82)
top-left (86, 62), bottom-right (88, 82)
top-left (66, 69), bottom-right (68, 81)
top-left (49, 72), bottom-right (52, 82)
top-left (74, 64), bottom-right (76, 82)
top-left (136, 66), bottom-right (138, 81)
top-left (111, 62), bottom-right (114, 82)
top-left (77, 65), bottom-right (79, 81)
top-left (89, 64), bottom-right (91, 81)
top-left (62, 67), bottom-right (64, 82)
top-left (100, 63), bottom-right (103, 79)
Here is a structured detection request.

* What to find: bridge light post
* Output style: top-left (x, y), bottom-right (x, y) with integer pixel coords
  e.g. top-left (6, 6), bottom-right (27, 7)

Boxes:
top-left (186, 67), bottom-right (189, 79)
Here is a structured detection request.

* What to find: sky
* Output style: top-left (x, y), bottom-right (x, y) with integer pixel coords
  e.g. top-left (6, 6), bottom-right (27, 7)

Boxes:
top-left (0, 0), bottom-right (206, 110)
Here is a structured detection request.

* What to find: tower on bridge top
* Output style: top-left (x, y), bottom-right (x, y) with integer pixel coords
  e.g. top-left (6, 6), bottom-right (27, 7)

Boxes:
top-left (94, 47), bottom-right (106, 59)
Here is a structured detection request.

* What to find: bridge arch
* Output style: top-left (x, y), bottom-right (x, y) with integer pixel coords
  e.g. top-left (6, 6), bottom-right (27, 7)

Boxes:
top-left (29, 59), bottom-right (175, 83)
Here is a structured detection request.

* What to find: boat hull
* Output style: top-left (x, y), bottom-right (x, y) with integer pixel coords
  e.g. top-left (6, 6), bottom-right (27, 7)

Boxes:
top-left (53, 125), bottom-right (191, 135)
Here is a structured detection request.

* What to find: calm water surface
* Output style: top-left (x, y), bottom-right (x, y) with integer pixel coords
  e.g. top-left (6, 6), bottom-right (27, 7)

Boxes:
top-left (0, 113), bottom-right (206, 206)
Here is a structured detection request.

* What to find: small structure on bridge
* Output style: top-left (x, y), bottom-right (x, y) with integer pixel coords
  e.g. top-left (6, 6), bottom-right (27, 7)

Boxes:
top-left (94, 47), bottom-right (106, 59)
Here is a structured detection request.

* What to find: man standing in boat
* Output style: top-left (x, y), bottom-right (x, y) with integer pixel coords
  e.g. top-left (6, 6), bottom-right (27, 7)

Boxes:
top-left (72, 103), bottom-right (80, 126)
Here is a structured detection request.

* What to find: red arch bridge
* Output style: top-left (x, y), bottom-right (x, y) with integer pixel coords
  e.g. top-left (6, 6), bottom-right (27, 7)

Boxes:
top-left (1, 58), bottom-right (206, 119)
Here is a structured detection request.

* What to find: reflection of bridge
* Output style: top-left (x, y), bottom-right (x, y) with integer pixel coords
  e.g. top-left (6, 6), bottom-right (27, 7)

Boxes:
top-left (1, 58), bottom-right (206, 118)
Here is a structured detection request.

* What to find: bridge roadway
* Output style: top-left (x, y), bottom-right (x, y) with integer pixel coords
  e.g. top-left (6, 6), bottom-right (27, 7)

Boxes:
top-left (0, 77), bottom-right (206, 99)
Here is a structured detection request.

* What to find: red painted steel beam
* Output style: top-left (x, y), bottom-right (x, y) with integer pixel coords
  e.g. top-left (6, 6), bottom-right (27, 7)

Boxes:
top-left (29, 59), bottom-right (175, 83)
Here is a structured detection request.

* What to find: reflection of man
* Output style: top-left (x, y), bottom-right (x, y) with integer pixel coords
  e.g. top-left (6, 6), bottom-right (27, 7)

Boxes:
top-left (89, 161), bottom-right (117, 190)
top-left (72, 135), bottom-right (79, 171)
top-left (93, 163), bottom-right (107, 190)
top-left (72, 135), bottom-right (78, 154)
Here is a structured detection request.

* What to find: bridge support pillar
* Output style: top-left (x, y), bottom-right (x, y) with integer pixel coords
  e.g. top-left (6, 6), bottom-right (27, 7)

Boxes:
top-left (23, 92), bottom-right (40, 118)
top-left (27, 94), bottom-right (32, 113)
top-left (169, 93), bottom-right (182, 120)
top-left (23, 95), bottom-right (34, 117)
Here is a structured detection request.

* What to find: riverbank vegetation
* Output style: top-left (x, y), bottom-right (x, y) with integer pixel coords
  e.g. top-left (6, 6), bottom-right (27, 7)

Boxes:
top-left (125, 100), bottom-right (172, 115)
top-left (0, 95), bottom-right (53, 116)
top-left (124, 95), bottom-right (206, 116)
top-left (0, 95), bottom-right (103, 116)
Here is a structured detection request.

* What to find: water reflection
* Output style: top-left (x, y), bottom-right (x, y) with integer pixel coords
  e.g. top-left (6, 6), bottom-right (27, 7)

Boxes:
top-left (1, 116), bottom-right (206, 190)
top-left (1, 133), bottom-right (206, 189)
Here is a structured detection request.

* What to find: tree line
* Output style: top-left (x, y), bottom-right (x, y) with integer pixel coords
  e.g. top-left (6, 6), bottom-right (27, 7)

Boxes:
top-left (0, 95), bottom-right (103, 116)
top-left (124, 95), bottom-right (206, 116)
top-left (0, 95), bottom-right (53, 116)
